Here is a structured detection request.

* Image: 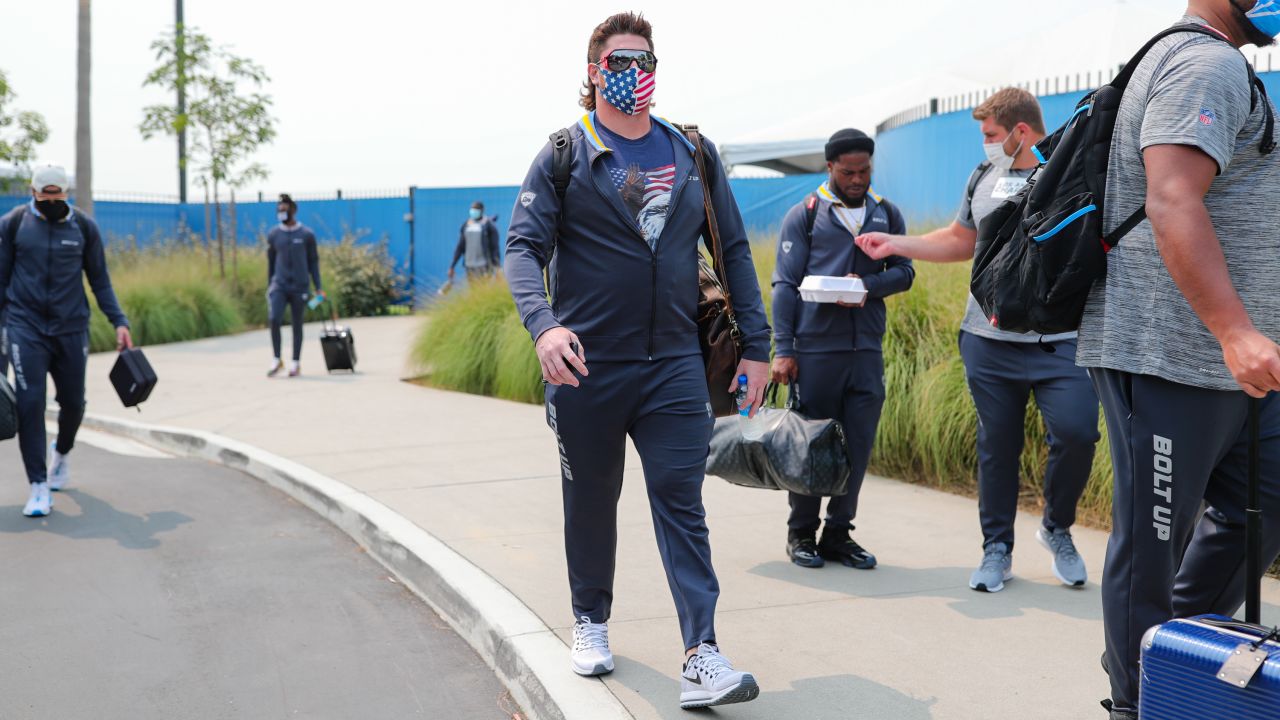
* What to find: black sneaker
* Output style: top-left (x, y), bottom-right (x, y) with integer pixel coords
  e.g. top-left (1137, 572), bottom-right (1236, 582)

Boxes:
top-left (818, 527), bottom-right (877, 569)
top-left (1100, 700), bottom-right (1137, 719)
top-left (786, 531), bottom-right (825, 568)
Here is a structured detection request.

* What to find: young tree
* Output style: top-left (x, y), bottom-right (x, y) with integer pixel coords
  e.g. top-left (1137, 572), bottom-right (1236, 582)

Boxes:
top-left (140, 27), bottom-right (275, 277)
top-left (0, 70), bottom-right (50, 192)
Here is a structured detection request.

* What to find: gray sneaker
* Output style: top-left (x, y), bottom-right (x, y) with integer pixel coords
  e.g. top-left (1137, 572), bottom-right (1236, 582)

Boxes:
top-left (1037, 526), bottom-right (1087, 587)
top-left (969, 542), bottom-right (1013, 593)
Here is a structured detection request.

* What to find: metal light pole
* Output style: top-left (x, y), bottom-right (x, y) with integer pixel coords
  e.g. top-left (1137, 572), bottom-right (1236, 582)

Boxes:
top-left (176, 0), bottom-right (188, 203)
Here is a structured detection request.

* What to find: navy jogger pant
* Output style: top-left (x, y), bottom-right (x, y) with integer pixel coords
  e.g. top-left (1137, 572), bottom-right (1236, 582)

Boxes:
top-left (1092, 368), bottom-right (1280, 710)
top-left (268, 289), bottom-right (307, 362)
top-left (959, 332), bottom-right (1100, 550)
top-left (545, 354), bottom-right (718, 651)
top-left (787, 350), bottom-right (885, 533)
top-left (8, 325), bottom-right (88, 485)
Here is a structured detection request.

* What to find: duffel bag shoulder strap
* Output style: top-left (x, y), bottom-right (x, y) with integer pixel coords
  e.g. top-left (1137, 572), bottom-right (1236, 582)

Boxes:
top-left (682, 123), bottom-right (737, 324)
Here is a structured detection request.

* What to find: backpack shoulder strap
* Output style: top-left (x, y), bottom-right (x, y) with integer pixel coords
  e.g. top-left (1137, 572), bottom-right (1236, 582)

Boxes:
top-left (804, 193), bottom-right (819, 240)
top-left (1113, 23), bottom-right (1228, 91)
top-left (967, 161), bottom-right (995, 202)
top-left (2, 205), bottom-right (26, 249)
top-left (549, 128), bottom-right (573, 202)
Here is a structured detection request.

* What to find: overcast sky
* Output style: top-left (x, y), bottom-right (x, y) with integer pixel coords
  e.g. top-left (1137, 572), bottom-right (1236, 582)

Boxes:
top-left (5, 0), bottom-right (1269, 198)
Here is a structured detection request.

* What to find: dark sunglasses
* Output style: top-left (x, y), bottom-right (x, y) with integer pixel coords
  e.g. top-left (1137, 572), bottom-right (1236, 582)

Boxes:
top-left (598, 49), bottom-right (658, 74)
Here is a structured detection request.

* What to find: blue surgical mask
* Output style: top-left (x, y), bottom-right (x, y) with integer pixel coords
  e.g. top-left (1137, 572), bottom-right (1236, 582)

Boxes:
top-left (469, 208), bottom-right (482, 220)
top-left (1245, 0), bottom-right (1280, 37)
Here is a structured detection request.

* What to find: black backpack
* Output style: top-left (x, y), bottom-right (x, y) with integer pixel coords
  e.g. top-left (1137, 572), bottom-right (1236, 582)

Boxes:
top-left (970, 24), bottom-right (1275, 335)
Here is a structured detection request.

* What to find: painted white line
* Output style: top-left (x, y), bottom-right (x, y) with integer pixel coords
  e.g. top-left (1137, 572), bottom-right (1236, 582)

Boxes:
top-left (77, 412), bottom-right (633, 720)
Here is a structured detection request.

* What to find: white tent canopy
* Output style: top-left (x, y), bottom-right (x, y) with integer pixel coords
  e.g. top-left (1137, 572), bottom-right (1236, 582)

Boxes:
top-left (720, 139), bottom-right (826, 175)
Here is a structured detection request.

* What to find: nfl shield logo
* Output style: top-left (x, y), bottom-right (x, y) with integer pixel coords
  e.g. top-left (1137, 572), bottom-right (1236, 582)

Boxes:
top-left (520, 191), bottom-right (537, 207)
top-left (782, 241), bottom-right (793, 254)
top-left (1199, 108), bottom-right (1216, 126)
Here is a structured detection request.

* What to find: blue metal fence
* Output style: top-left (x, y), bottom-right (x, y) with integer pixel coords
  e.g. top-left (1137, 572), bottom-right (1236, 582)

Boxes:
top-left (3, 174), bottom-right (822, 299)
top-left (873, 70), bottom-right (1280, 227)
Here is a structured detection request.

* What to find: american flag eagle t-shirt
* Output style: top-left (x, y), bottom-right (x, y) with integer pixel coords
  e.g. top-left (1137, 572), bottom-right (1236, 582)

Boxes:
top-left (597, 121), bottom-right (676, 249)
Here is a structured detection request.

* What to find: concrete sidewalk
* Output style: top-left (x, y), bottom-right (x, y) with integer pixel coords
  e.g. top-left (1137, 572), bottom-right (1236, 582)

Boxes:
top-left (77, 316), bottom-right (1280, 720)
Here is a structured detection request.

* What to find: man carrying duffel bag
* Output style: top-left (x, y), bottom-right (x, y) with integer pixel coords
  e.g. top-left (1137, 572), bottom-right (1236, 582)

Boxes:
top-left (770, 129), bottom-right (914, 570)
top-left (0, 165), bottom-right (132, 518)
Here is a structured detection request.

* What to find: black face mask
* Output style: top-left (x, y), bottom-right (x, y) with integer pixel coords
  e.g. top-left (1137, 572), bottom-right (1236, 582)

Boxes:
top-left (35, 199), bottom-right (70, 222)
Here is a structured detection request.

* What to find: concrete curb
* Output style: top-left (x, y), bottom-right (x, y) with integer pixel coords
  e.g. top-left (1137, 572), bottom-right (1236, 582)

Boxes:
top-left (77, 412), bottom-right (633, 720)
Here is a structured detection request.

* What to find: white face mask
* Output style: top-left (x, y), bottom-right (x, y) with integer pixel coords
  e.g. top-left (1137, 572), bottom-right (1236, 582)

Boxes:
top-left (983, 131), bottom-right (1024, 171)
top-left (277, 211), bottom-right (289, 223)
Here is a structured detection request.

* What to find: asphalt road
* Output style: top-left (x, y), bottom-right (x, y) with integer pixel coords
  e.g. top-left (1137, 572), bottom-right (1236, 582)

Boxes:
top-left (0, 429), bottom-right (524, 720)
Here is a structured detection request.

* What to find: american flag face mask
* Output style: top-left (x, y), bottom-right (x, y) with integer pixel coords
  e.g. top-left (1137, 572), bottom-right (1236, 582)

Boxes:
top-left (598, 58), bottom-right (655, 116)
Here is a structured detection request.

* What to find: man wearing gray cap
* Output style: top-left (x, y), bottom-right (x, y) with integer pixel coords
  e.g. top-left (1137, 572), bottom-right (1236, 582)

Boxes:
top-left (771, 128), bottom-right (914, 569)
top-left (0, 165), bottom-right (131, 517)
top-left (858, 88), bottom-right (1100, 593)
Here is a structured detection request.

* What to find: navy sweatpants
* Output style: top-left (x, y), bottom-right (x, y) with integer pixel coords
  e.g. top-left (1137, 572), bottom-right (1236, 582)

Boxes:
top-left (787, 350), bottom-right (885, 533)
top-left (1092, 368), bottom-right (1280, 710)
top-left (959, 332), bottom-right (1100, 550)
top-left (545, 354), bottom-right (718, 651)
top-left (268, 289), bottom-right (308, 361)
top-left (8, 325), bottom-right (88, 485)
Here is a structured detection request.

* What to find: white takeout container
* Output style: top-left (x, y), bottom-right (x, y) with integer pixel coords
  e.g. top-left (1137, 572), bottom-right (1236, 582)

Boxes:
top-left (798, 275), bottom-right (868, 305)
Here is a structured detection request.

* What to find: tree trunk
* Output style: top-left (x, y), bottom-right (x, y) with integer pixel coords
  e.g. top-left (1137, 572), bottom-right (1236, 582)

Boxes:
top-left (75, 0), bottom-right (93, 217)
top-left (214, 179), bottom-right (224, 279)
top-left (230, 189), bottom-right (238, 286)
top-left (202, 183), bottom-right (211, 273)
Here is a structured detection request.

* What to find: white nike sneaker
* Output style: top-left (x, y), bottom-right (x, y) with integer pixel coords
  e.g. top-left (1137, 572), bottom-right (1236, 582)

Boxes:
top-left (679, 643), bottom-right (760, 709)
top-left (570, 617), bottom-right (614, 676)
top-left (22, 482), bottom-right (51, 517)
top-left (47, 442), bottom-right (70, 491)
top-left (267, 358), bottom-right (284, 377)
top-left (287, 360), bottom-right (301, 378)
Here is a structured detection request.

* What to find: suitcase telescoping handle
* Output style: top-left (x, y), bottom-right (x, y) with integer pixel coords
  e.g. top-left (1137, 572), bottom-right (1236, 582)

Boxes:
top-left (1247, 397), bottom-right (1262, 625)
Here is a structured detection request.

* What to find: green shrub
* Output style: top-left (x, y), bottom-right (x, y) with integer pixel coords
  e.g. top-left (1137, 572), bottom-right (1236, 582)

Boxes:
top-left (409, 236), bottom-right (1118, 527)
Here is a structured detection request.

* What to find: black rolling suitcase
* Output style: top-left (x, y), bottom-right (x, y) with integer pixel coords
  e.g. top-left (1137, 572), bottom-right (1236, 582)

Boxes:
top-left (110, 348), bottom-right (158, 409)
top-left (1139, 398), bottom-right (1280, 718)
top-left (320, 311), bottom-right (356, 373)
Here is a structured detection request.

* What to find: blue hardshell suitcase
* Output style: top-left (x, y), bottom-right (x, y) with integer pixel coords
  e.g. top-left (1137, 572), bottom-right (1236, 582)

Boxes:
top-left (1140, 616), bottom-right (1280, 719)
top-left (1139, 399), bottom-right (1280, 719)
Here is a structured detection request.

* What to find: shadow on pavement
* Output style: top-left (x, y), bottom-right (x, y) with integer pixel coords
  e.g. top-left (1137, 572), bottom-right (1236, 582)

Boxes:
top-left (0, 489), bottom-right (191, 550)
top-left (608, 656), bottom-right (937, 719)
top-left (748, 560), bottom-right (1103, 622)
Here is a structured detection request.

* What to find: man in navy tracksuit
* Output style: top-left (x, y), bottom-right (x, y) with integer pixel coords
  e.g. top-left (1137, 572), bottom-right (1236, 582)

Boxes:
top-left (0, 165), bottom-right (131, 518)
top-left (266, 193), bottom-right (323, 378)
top-left (771, 129), bottom-right (914, 570)
top-left (505, 12), bottom-right (769, 710)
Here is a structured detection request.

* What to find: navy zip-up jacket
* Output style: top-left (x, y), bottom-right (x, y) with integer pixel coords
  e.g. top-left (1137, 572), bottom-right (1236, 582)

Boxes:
top-left (0, 202), bottom-right (129, 336)
top-left (505, 113), bottom-right (771, 363)
top-left (267, 223), bottom-right (322, 295)
top-left (771, 183), bottom-right (914, 356)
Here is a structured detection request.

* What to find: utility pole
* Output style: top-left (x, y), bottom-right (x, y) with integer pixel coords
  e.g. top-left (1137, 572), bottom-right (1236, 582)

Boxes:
top-left (76, 0), bottom-right (93, 216)
top-left (176, 0), bottom-right (188, 203)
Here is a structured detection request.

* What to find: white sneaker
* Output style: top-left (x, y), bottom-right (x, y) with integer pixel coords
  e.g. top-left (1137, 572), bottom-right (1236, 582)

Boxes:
top-left (287, 360), bottom-right (300, 378)
top-left (47, 442), bottom-right (70, 491)
top-left (570, 617), bottom-right (614, 676)
top-left (679, 643), bottom-right (760, 709)
top-left (22, 482), bottom-right (51, 517)
top-left (267, 358), bottom-right (284, 377)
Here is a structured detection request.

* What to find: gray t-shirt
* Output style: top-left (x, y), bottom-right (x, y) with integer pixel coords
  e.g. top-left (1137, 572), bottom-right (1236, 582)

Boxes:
top-left (463, 221), bottom-right (488, 269)
top-left (957, 164), bottom-right (1077, 343)
top-left (1077, 16), bottom-right (1280, 391)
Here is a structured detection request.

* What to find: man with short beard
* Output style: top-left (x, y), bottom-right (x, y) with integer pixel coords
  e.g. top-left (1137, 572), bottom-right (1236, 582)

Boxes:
top-left (1069, 2), bottom-right (1280, 716)
top-left (505, 11), bottom-right (769, 711)
top-left (771, 128), bottom-right (914, 571)
top-left (0, 165), bottom-right (131, 517)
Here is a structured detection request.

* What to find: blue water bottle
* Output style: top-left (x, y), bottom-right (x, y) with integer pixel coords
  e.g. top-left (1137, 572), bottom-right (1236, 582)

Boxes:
top-left (736, 374), bottom-right (765, 440)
